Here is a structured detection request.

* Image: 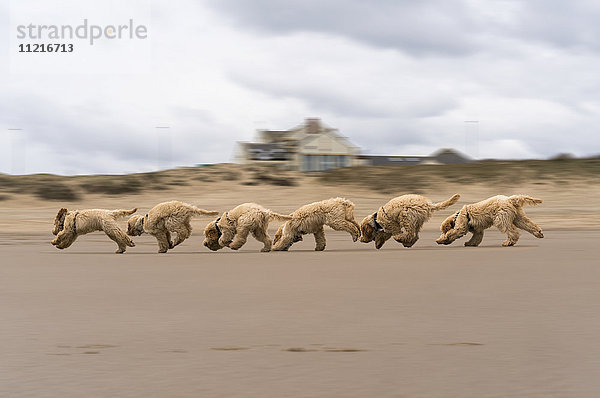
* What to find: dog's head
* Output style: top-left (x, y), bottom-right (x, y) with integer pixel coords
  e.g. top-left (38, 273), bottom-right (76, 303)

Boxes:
top-left (127, 215), bottom-right (145, 236)
top-left (359, 213), bottom-right (377, 243)
top-left (51, 209), bottom-right (75, 249)
top-left (436, 211), bottom-right (460, 245)
top-left (52, 208), bottom-right (68, 236)
top-left (360, 213), bottom-right (391, 249)
top-left (203, 219), bottom-right (223, 251)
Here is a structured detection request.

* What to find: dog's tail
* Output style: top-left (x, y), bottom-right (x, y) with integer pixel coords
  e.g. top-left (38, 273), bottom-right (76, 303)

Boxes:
top-left (112, 208), bottom-right (137, 218)
top-left (431, 194), bottom-right (460, 211)
top-left (191, 206), bottom-right (220, 217)
top-left (509, 195), bottom-right (543, 208)
top-left (268, 211), bottom-right (293, 221)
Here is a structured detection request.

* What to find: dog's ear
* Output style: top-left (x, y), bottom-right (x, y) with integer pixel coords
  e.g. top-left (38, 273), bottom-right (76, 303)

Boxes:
top-left (273, 225), bottom-right (283, 244)
top-left (56, 208), bottom-right (67, 219)
top-left (126, 215), bottom-right (143, 236)
top-left (440, 214), bottom-right (455, 234)
top-left (203, 222), bottom-right (218, 241)
top-left (359, 217), bottom-right (374, 243)
top-left (52, 208), bottom-right (68, 235)
top-left (126, 216), bottom-right (135, 235)
top-left (374, 232), bottom-right (387, 249)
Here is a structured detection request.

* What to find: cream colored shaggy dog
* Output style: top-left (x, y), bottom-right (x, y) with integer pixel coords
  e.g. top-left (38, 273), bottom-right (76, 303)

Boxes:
top-left (436, 195), bottom-right (544, 247)
top-left (271, 197), bottom-right (360, 251)
top-left (51, 207), bottom-right (137, 253)
top-left (127, 201), bottom-right (218, 253)
top-left (360, 194), bottom-right (460, 249)
top-left (203, 203), bottom-right (292, 252)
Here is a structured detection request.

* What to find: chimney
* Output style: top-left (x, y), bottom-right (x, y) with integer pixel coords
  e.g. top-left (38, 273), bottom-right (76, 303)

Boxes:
top-left (305, 118), bottom-right (321, 134)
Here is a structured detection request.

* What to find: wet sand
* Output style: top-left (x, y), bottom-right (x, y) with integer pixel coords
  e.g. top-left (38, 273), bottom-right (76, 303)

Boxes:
top-left (1, 229), bottom-right (599, 397)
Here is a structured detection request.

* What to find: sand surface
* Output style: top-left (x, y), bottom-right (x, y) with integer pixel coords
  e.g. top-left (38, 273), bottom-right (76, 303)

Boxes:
top-left (2, 229), bottom-right (599, 397)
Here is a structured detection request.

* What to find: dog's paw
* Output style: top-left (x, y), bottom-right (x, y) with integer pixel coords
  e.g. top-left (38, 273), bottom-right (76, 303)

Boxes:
top-left (260, 247), bottom-right (271, 252)
top-left (464, 241), bottom-right (478, 247)
top-left (315, 246), bottom-right (325, 251)
top-left (502, 240), bottom-right (516, 247)
top-left (115, 249), bottom-right (125, 254)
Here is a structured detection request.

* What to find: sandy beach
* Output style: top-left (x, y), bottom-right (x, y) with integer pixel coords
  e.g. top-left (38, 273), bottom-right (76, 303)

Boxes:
top-left (2, 228), bottom-right (599, 397)
top-left (3, 0), bottom-right (599, 394)
top-left (2, 162), bottom-right (600, 397)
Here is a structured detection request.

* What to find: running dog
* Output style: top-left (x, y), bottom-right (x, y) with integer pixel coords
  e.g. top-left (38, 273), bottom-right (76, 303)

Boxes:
top-left (128, 201), bottom-right (218, 253)
top-left (203, 203), bottom-right (292, 252)
top-left (51, 207), bottom-right (137, 253)
top-left (272, 198), bottom-right (360, 251)
top-left (436, 195), bottom-right (544, 247)
top-left (360, 194), bottom-right (460, 249)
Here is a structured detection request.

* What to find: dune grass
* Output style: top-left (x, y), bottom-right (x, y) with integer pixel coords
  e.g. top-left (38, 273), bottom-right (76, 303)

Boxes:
top-left (1, 158), bottom-right (597, 201)
top-left (317, 158), bottom-right (600, 193)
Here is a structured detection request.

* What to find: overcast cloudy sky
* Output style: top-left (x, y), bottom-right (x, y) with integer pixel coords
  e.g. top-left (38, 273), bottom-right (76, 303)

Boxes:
top-left (1, 0), bottom-right (599, 175)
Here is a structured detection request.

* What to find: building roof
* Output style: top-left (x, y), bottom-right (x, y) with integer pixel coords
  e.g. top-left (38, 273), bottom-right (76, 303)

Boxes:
top-left (430, 148), bottom-right (471, 164)
top-left (357, 155), bottom-right (426, 166)
top-left (359, 149), bottom-right (471, 166)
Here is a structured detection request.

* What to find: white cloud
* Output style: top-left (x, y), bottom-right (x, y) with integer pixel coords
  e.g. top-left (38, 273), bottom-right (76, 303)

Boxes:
top-left (1, 0), bottom-right (600, 175)
top-left (479, 139), bottom-right (536, 160)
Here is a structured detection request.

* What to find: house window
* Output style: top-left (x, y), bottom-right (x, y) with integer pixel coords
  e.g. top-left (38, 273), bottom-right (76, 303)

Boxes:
top-left (302, 155), bottom-right (348, 171)
top-left (337, 155), bottom-right (348, 167)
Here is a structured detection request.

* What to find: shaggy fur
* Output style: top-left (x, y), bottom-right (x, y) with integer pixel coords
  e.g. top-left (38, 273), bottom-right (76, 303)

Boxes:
top-left (203, 203), bottom-right (292, 252)
top-left (271, 197), bottom-right (360, 251)
top-left (436, 195), bottom-right (544, 247)
top-left (360, 194), bottom-right (460, 249)
top-left (51, 207), bottom-right (137, 253)
top-left (127, 201), bottom-right (218, 253)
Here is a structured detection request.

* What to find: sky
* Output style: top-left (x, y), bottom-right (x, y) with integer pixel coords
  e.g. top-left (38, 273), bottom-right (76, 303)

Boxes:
top-left (1, 0), bottom-right (600, 175)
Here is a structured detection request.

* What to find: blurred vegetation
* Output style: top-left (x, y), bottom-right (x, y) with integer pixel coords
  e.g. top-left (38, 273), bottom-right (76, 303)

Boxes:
top-left (35, 183), bottom-right (81, 201)
top-left (240, 165), bottom-right (297, 186)
top-left (250, 171), bottom-right (297, 186)
top-left (79, 176), bottom-right (143, 195)
top-left (0, 159), bottom-right (597, 201)
top-left (318, 158), bottom-right (600, 193)
top-left (0, 174), bottom-right (81, 201)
